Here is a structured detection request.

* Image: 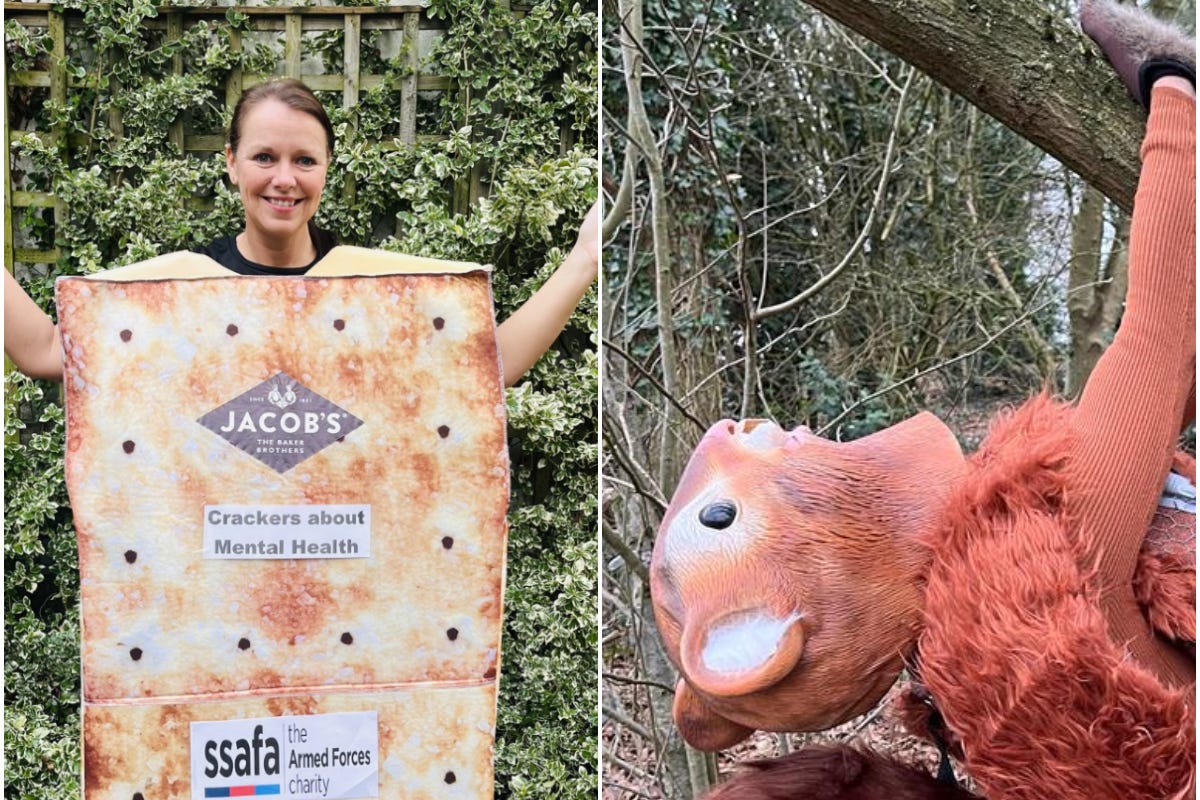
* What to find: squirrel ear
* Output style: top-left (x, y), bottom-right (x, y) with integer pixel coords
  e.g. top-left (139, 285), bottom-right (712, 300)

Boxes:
top-left (672, 678), bottom-right (755, 752)
top-left (845, 412), bottom-right (967, 537)
top-left (851, 412), bottom-right (963, 475)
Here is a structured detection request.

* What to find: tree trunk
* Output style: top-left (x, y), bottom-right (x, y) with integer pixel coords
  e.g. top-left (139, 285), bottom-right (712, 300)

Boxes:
top-left (1068, 185), bottom-right (1130, 395)
top-left (635, 585), bottom-right (699, 798)
top-left (797, 0), bottom-right (1146, 212)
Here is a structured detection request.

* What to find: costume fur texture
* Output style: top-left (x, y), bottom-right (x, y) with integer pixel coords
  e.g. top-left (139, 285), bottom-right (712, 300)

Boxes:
top-left (1134, 453), bottom-right (1196, 645)
top-left (652, 5), bottom-right (1195, 790)
top-left (1081, 0), bottom-right (1197, 105)
top-left (703, 745), bottom-right (979, 800)
top-left (1082, 0), bottom-right (1196, 70)
top-left (693, 396), bottom-right (1195, 800)
top-left (919, 395), bottom-right (1195, 800)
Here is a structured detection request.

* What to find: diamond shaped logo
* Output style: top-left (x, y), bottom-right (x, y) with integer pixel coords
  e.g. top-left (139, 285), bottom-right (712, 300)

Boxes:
top-left (197, 372), bottom-right (364, 473)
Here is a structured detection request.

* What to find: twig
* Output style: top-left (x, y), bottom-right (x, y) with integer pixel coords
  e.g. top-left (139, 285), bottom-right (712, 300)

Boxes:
top-left (604, 338), bottom-right (709, 433)
top-left (816, 283), bottom-right (1100, 435)
top-left (603, 518), bottom-right (651, 584)
top-left (604, 671), bottom-right (677, 694)
top-left (754, 66), bottom-right (915, 321)
top-left (601, 416), bottom-right (669, 513)
top-left (604, 143), bottom-right (638, 242)
top-left (602, 777), bottom-right (656, 799)
top-left (604, 702), bottom-right (654, 740)
top-left (850, 702), bottom-right (887, 736)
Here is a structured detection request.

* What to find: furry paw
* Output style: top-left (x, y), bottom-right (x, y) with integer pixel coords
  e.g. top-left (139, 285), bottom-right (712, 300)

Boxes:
top-left (1080, 0), bottom-right (1195, 108)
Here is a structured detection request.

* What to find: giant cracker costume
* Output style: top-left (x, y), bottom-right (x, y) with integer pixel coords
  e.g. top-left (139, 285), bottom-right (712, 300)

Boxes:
top-left (649, 3), bottom-right (1197, 797)
top-left (60, 247), bottom-right (509, 799)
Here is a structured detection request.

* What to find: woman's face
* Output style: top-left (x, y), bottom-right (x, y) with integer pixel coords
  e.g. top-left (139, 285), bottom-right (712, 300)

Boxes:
top-left (225, 98), bottom-right (329, 249)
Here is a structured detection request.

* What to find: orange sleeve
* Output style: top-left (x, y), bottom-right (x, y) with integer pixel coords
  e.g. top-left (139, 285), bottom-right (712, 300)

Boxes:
top-left (1066, 88), bottom-right (1195, 680)
top-left (916, 89), bottom-right (1196, 800)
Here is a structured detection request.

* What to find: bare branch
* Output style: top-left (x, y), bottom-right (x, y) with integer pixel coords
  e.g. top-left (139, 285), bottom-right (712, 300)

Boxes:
top-left (604, 702), bottom-right (654, 741)
top-left (816, 281), bottom-right (1108, 436)
top-left (602, 518), bottom-right (652, 584)
top-left (604, 128), bottom-right (640, 242)
top-left (753, 66), bottom-right (915, 322)
top-left (604, 338), bottom-right (710, 434)
top-left (604, 671), bottom-right (678, 694)
top-left (797, 0), bottom-right (1144, 211)
top-left (601, 415), bottom-right (669, 513)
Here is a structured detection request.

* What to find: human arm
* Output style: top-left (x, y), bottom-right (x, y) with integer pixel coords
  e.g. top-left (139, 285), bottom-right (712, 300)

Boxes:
top-left (1066, 85), bottom-right (1194, 680)
top-left (496, 200), bottom-right (598, 387)
top-left (4, 269), bottom-right (64, 381)
top-left (911, 84), bottom-right (1197, 800)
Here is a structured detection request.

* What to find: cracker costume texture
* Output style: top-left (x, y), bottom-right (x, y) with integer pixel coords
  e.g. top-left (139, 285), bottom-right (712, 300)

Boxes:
top-left (58, 248), bottom-right (509, 799)
top-left (652, 76), bottom-right (1196, 800)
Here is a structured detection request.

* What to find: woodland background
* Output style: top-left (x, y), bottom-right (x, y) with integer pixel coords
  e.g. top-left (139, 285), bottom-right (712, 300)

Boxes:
top-left (601, 0), bottom-right (1195, 797)
top-left (4, 2), bottom-right (597, 798)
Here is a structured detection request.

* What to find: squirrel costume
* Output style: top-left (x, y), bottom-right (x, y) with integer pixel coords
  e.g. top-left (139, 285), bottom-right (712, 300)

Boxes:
top-left (649, 2), bottom-right (1196, 797)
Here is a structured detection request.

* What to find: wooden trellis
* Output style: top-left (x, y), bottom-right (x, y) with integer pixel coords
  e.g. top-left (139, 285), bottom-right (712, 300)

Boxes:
top-left (4, 2), bottom-right (492, 273)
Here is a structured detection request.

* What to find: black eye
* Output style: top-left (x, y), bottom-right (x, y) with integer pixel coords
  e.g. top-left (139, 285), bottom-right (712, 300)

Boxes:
top-left (699, 500), bottom-right (737, 529)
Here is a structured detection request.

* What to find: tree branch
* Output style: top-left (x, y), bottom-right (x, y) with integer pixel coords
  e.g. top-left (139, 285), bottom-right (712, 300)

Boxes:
top-left (816, 280), bottom-right (1108, 436)
top-left (754, 66), bottom-right (914, 321)
top-left (797, 0), bottom-right (1144, 211)
top-left (603, 338), bottom-right (710, 434)
top-left (602, 518), bottom-right (652, 584)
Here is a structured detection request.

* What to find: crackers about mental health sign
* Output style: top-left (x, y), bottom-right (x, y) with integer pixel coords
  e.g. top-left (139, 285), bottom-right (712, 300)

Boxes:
top-left (58, 248), bottom-right (510, 800)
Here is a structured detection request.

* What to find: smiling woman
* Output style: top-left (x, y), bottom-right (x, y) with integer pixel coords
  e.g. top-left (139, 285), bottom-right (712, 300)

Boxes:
top-left (5, 5), bottom-right (598, 799)
top-left (205, 79), bottom-right (336, 273)
top-left (3, 77), bottom-right (598, 388)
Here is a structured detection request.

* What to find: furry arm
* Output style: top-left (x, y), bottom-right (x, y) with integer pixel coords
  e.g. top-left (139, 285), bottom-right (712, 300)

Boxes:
top-left (920, 398), bottom-right (1195, 800)
top-left (918, 88), bottom-right (1197, 798)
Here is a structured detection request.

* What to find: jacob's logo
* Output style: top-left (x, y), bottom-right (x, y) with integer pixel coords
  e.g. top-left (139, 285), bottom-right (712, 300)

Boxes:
top-left (197, 372), bottom-right (364, 473)
top-left (267, 379), bottom-right (298, 409)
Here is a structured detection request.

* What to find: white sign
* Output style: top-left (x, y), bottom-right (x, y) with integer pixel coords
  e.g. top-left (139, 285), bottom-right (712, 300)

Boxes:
top-left (203, 504), bottom-right (371, 560)
top-left (190, 711), bottom-right (379, 800)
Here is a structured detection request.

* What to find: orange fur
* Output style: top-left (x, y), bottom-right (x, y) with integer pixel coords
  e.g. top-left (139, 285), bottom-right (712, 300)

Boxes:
top-left (920, 396), bottom-right (1195, 800)
top-left (704, 745), bottom-right (980, 800)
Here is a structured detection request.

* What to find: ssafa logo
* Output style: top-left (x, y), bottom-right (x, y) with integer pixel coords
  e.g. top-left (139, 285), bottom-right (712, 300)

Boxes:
top-left (197, 720), bottom-right (283, 797)
top-left (197, 372), bottom-right (364, 473)
top-left (190, 712), bottom-right (379, 800)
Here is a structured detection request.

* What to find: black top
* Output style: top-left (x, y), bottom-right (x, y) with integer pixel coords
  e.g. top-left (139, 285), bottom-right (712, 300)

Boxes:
top-left (193, 223), bottom-right (337, 276)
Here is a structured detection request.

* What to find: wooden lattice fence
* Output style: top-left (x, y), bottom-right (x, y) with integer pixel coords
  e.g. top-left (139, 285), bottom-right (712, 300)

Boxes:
top-left (4, 1), bottom-right (519, 273)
